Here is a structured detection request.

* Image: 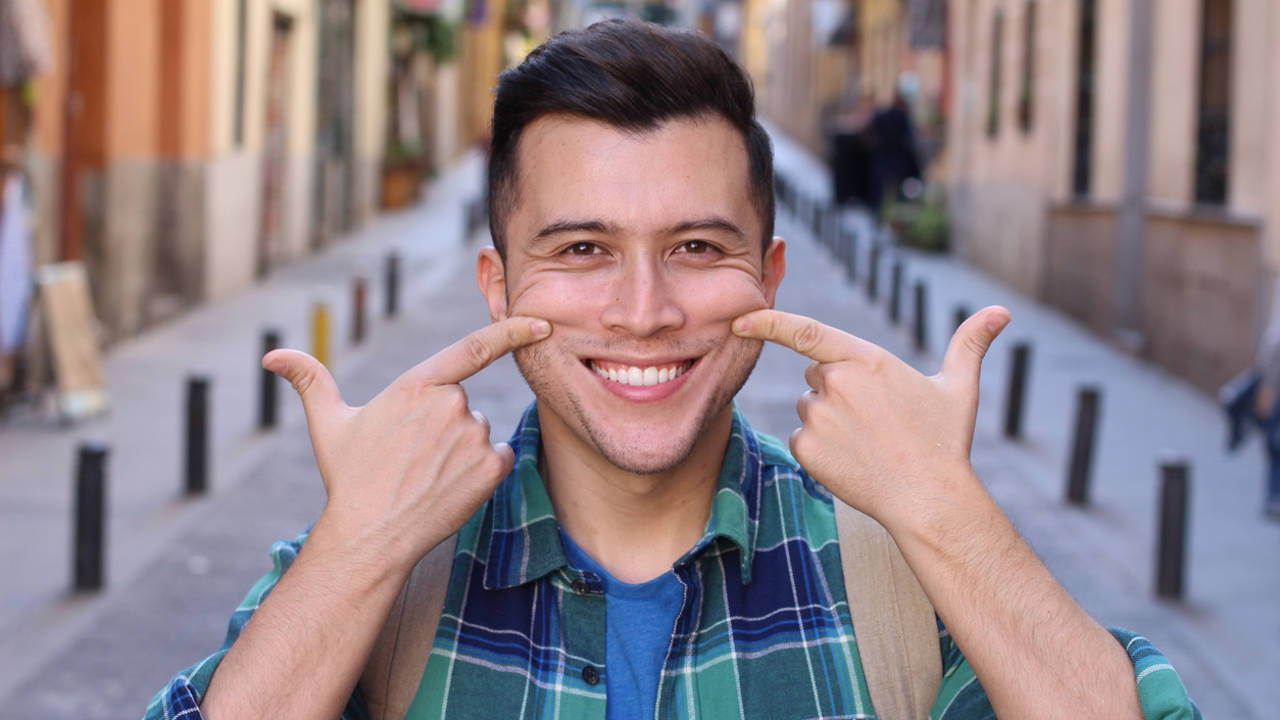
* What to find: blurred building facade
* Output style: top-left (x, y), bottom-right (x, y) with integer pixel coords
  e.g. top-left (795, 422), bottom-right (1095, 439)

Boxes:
top-left (740, 0), bottom-right (946, 166)
top-left (946, 0), bottom-right (1274, 392)
top-left (5, 0), bottom-right (522, 347)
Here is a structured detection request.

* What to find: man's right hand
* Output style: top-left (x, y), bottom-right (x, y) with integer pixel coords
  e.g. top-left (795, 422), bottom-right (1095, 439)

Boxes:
top-left (263, 316), bottom-right (552, 574)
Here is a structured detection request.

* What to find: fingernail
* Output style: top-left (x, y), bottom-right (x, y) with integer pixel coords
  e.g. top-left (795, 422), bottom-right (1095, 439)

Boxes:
top-left (531, 319), bottom-right (551, 337)
top-left (986, 314), bottom-right (1009, 334)
top-left (732, 317), bottom-right (750, 334)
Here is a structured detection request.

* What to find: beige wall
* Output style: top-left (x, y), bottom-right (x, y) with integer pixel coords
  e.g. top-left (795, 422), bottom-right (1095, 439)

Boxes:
top-left (949, 0), bottom-right (1275, 392)
top-left (1147, 0), bottom-right (1197, 206)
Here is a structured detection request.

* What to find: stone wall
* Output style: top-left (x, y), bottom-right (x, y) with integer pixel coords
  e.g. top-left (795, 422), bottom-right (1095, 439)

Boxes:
top-left (1143, 211), bottom-right (1263, 392)
top-left (1043, 203), bottom-right (1119, 335)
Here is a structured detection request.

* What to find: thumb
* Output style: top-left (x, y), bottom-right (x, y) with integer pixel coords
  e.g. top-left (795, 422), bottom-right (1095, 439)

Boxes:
top-left (263, 348), bottom-right (344, 424)
top-left (941, 306), bottom-right (1011, 387)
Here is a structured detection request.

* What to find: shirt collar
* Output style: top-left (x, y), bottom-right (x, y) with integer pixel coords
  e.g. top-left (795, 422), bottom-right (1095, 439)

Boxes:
top-left (483, 402), bottom-right (763, 590)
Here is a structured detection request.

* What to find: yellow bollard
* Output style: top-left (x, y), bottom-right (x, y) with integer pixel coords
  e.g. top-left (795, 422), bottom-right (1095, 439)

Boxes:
top-left (312, 302), bottom-right (331, 369)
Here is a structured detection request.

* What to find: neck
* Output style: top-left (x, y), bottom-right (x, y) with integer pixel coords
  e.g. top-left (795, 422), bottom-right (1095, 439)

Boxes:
top-left (538, 405), bottom-right (733, 584)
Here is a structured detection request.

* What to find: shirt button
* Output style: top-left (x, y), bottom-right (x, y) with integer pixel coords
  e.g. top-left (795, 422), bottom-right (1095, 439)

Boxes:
top-left (571, 578), bottom-right (590, 595)
top-left (582, 665), bottom-right (600, 685)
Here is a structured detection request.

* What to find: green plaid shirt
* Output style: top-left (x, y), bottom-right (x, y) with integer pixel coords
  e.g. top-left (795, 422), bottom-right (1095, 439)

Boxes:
top-left (148, 403), bottom-right (1199, 719)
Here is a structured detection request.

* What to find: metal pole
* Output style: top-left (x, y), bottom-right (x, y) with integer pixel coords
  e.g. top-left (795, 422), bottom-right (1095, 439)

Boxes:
top-left (259, 329), bottom-right (280, 430)
top-left (1155, 459), bottom-right (1189, 600)
top-left (913, 281), bottom-right (927, 352)
top-left (868, 243), bottom-right (881, 301)
top-left (185, 375), bottom-right (210, 496)
top-left (352, 276), bottom-right (367, 345)
top-left (385, 253), bottom-right (400, 318)
top-left (73, 442), bottom-right (108, 592)
top-left (844, 228), bottom-right (858, 281)
top-left (889, 261), bottom-right (903, 325)
top-left (1004, 343), bottom-right (1030, 439)
top-left (1065, 387), bottom-right (1101, 505)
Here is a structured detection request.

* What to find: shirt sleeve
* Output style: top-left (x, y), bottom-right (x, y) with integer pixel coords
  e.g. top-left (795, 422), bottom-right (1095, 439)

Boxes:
top-left (140, 530), bottom-right (370, 720)
top-left (928, 625), bottom-right (1203, 720)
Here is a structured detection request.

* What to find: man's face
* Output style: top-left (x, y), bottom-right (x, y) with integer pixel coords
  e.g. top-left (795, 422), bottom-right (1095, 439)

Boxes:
top-left (478, 114), bottom-right (785, 474)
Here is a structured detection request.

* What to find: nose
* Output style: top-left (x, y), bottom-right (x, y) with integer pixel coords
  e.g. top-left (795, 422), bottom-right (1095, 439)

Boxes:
top-left (599, 258), bottom-right (685, 338)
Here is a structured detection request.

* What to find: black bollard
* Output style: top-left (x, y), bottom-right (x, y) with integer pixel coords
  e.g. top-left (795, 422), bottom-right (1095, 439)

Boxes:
top-left (352, 276), bottom-right (367, 345)
top-left (259, 330), bottom-right (280, 430)
top-left (954, 305), bottom-right (970, 333)
top-left (1065, 387), bottom-right (1101, 505)
top-left (1004, 343), bottom-right (1030, 439)
top-left (913, 281), bottom-right (928, 352)
top-left (385, 253), bottom-right (400, 319)
top-left (1155, 460), bottom-right (1190, 600)
top-left (845, 229), bottom-right (858, 281)
top-left (889, 261), bottom-right (903, 325)
top-left (868, 243), bottom-right (881, 301)
top-left (186, 375), bottom-right (210, 496)
top-left (73, 442), bottom-right (108, 592)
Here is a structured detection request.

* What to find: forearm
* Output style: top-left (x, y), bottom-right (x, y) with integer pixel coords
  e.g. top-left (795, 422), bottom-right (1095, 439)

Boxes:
top-left (200, 515), bottom-right (411, 720)
top-left (889, 470), bottom-right (1142, 720)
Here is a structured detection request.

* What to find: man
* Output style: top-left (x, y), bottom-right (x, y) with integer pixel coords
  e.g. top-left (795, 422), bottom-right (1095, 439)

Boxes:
top-left (147, 20), bottom-right (1198, 720)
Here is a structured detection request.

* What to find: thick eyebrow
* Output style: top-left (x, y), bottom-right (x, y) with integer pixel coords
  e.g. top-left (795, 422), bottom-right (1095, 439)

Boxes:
top-left (528, 215), bottom-right (747, 247)
top-left (663, 216), bottom-right (746, 242)
top-left (531, 219), bottom-right (621, 244)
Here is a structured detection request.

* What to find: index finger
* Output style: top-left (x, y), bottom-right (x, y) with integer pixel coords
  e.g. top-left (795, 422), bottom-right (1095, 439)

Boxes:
top-left (732, 309), bottom-right (871, 363)
top-left (418, 316), bottom-right (552, 386)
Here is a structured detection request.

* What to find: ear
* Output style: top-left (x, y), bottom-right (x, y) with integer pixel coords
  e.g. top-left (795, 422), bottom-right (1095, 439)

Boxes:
top-left (476, 247), bottom-right (509, 321)
top-left (761, 237), bottom-right (787, 307)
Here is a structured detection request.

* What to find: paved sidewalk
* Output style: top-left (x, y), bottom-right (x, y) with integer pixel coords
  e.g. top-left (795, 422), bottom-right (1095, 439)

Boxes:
top-left (768, 125), bottom-right (1275, 718)
top-left (3, 134), bottom-right (1272, 719)
top-left (0, 152), bottom-right (487, 706)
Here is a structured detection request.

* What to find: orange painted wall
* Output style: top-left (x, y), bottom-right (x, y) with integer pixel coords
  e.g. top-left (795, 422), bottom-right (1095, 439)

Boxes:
top-left (105, 0), bottom-right (161, 158)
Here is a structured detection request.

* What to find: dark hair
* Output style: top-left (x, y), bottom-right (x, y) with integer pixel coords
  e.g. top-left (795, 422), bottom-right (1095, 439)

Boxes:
top-left (487, 19), bottom-right (774, 257)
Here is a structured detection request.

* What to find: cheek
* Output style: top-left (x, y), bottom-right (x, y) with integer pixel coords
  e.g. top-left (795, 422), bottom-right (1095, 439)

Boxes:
top-left (506, 267), bottom-right (771, 328)
top-left (506, 273), bottom-right (612, 325)
top-left (675, 270), bottom-right (771, 324)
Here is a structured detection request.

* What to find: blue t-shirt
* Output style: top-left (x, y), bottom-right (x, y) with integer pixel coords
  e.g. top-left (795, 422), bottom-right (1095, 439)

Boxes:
top-left (560, 529), bottom-right (685, 720)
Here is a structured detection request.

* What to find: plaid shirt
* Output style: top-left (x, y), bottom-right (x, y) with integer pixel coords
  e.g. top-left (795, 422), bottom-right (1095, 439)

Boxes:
top-left (147, 403), bottom-right (1199, 720)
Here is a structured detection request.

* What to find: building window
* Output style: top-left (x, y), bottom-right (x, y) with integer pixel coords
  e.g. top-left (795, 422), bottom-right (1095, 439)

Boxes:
top-left (233, 0), bottom-right (248, 146)
top-left (1194, 0), bottom-right (1231, 206)
top-left (1071, 0), bottom-right (1096, 197)
top-left (987, 9), bottom-right (1003, 138)
top-left (1018, 1), bottom-right (1036, 132)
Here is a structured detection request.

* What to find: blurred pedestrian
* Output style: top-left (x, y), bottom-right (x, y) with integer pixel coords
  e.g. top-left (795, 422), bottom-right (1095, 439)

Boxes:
top-left (830, 93), bottom-right (876, 210)
top-left (1222, 281), bottom-right (1280, 520)
top-left (870, 91), bottom-right (922, 217)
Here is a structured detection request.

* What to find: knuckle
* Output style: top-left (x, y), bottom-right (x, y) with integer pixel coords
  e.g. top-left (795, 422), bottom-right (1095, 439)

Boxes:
top-left (463, 336), bottom-right (493, 368)
top-left (435, 385), bottom-right (468, 415)
top-left (792, 321), bottom-right (824, 354)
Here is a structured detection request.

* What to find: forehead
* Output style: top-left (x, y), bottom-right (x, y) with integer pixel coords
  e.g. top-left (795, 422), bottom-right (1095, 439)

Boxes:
top-left (507, 114), bottom-right (759, 248)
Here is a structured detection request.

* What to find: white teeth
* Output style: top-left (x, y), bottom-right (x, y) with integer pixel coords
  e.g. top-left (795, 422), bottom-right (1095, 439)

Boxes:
top-left (590, 361), bottom-right (690, 386)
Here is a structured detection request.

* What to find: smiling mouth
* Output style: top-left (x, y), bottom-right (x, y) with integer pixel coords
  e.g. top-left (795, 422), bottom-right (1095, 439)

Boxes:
top-left (585, 358), bottom-right (697, 387)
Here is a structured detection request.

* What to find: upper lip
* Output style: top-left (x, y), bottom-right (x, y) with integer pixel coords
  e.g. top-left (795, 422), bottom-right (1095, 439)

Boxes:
top-left (583, 355), bottom-right (699, 367)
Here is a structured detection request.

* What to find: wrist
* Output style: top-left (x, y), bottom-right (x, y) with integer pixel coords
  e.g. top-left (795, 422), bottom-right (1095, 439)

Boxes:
top-left (306, 510), bottom-right (422, 592)
top-left (877, 463), bottom-right (993, 548)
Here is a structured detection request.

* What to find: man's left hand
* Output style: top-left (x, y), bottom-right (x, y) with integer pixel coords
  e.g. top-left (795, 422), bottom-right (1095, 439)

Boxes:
top-left (732, 306), bottom-right (1010, 531)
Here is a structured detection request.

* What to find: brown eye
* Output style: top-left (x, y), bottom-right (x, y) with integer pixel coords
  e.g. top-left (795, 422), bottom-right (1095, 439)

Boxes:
top-left (566, 242), bottom-right (599, 256)
top-left (679, 241), bottom-right (711, 254)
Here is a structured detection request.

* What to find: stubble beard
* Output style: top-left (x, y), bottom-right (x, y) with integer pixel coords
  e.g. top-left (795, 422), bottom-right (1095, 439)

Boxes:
top-left (513, 338), bottom-right (763, 475)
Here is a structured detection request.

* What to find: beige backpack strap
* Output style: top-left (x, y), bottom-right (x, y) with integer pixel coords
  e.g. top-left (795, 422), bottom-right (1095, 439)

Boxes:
top-left (359, 535), bottom-right (457, 720)
top-left (834, 499), bottom-right (940, 720)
